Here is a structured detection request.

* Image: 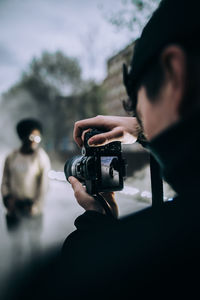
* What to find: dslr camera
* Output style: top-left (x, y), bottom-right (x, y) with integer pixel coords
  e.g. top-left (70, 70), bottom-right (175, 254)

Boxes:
top-left (64, 129), bottom-right (127, 195)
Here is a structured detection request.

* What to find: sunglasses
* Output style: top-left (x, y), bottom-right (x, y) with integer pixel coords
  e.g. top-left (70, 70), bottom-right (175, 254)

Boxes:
top-left (29, 134), bottom-right (42, 144)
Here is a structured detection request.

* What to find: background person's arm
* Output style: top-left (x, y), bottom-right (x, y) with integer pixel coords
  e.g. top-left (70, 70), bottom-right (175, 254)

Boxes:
top-left (32, 149), bottom-right (51, 215)
top-left (1, 155), bottom-right (16, 213)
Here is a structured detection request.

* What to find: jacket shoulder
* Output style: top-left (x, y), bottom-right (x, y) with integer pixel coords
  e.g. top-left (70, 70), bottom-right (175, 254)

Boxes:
top-left (37, 148), bottom-right (51, 169)
top-left (4, 149), bottom-right (19, 161)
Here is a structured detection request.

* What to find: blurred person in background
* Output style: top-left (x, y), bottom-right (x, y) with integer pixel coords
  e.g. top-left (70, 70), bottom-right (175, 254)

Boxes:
top-left (1, 118), bottom-right (51, 236)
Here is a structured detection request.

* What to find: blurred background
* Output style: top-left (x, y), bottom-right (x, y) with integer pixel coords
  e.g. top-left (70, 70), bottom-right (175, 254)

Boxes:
top-left (0, 0), bottom-right (175, 292)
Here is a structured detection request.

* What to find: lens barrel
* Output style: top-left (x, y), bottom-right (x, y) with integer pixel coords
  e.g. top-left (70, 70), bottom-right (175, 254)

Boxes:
top-left (64, 156), bottom-right (83, 181)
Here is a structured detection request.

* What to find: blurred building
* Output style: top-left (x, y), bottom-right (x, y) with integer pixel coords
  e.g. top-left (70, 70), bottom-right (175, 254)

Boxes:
top-left (102, 40), bottom-right (150, 175)
top-left (102, 40), bottom-right (136, 116)
top-left (54, 84), bottom-right (105, 161)
top-left (54, 95), bottom-right (81, 153)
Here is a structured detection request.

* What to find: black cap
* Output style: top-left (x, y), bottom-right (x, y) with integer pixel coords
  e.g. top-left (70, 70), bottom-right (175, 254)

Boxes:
top-left (124, 0), bottom-right (200, 97)
top-left (16, 118), bottom-right (43, 140)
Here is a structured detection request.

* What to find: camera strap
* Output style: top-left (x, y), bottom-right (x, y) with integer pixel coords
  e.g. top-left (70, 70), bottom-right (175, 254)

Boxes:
top-left (149, 154), bottom-right (164, 207)
top-left (94, 194), bottom-right (114, 218)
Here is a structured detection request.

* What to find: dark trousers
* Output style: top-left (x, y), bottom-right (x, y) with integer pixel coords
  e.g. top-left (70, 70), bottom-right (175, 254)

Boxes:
top-left (5, 201), bottom-right (43, 264)
top-left (6, 199), bottom-right (35, 231)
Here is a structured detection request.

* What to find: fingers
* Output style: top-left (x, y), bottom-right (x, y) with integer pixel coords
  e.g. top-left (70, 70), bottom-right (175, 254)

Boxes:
top-left (74, 124), bottom-right (124, 148)
top-left (69, 177), bottom-right (118, 217)
top-left (88, 127), bottom-right (124, 146)
top-left (68, 176), bottom-right (105, 213)
top-left (73, 116), bottom-right (108, 147)
top-left (73, 116), bottom-right (139, 148)
top-left (81, 129), bottom-right (92, 145)
top-left (68, 176), bottom-right (92, 204)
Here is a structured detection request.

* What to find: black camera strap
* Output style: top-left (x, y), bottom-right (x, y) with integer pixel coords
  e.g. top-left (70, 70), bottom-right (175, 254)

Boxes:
top-left (149, 154), bottom-right (164, 207)
top-left (94, 194), bottom-right (114, 218)
top-left (136, 137), bottom-right (164, 208)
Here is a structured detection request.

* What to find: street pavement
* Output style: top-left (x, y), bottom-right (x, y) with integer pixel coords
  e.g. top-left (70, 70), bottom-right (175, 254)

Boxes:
top-left (0, 175), bottom-right (150, 289)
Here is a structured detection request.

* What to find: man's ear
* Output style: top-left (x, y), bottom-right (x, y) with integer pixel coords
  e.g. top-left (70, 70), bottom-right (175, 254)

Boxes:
top-left (160, 45), bottom-right (186, 113)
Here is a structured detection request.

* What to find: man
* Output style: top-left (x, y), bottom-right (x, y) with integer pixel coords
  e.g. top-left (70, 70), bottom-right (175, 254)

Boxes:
top-left (62, 0), bottom-right (200, 298)
top-left (3, 0), bottom-right (200, 299)
top-left (1, 118), bottom-right (51, 230)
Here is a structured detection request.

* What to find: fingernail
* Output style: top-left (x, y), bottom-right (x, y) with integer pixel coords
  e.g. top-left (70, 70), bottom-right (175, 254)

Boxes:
top-left (88, 138), bottom-right (95, 146)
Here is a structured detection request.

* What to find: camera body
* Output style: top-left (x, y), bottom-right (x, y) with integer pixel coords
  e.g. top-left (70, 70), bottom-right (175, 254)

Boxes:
top-left (64, 129), bottom-right (127, 195)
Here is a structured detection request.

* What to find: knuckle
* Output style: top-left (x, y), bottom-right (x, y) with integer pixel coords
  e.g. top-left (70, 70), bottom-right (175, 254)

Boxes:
top-left (74, 120), bottom-right (81, 129)
top-left (116, 126), bottom-right (124, 137)
top-left (96, 115), bottom-right (103, 121)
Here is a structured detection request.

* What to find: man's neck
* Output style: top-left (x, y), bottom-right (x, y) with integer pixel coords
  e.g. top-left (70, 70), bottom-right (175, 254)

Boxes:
top-left (20, 145), bottom-right (35, 155)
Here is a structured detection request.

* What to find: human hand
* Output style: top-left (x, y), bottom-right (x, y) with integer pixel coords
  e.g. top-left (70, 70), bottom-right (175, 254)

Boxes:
top-left (6, 197), bottom-right (16, 214)
top-left (31, 204), bottom-right (40, 216)
top-left (73, 115), bottom-right (140, 147)
top-left (69, 176), bottom-right (118, 218)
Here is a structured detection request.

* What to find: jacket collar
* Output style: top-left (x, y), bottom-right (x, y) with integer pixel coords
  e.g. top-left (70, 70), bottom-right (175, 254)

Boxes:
top-left (147, 109), bottom-right (200, 196)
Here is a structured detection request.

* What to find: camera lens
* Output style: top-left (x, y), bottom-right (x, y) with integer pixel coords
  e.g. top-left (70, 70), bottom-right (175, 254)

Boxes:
top-left (64, 156), bottom-right (83, 181)
top-left (64, 155), bottom-right (96, 184)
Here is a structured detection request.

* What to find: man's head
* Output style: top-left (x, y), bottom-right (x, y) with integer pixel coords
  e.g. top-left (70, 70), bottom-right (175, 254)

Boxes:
top-left (16, 118), bottom-right (42, 152)
top-left (124, 0), bottom-right (200, 141)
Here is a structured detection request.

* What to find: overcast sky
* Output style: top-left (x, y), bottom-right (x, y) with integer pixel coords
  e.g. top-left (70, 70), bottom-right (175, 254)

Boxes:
top-left (0, 0), bottom-right (138, 96)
